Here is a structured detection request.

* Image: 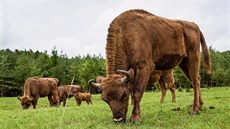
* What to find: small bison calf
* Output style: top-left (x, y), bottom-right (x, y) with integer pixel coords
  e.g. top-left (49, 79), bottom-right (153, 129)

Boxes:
top-left (74, 92), bottom-right (92, 106)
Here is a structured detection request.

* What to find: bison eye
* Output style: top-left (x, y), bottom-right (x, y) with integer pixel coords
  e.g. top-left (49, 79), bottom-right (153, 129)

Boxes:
top-left (120, 92), bottom-right (127, 100)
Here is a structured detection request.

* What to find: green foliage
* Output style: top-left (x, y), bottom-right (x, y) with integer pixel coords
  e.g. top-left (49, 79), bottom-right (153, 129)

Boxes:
top-left (0, 87), bottom-right (229, 128)
top-left (14, 53), bottom-right (40, 83)
top-left (209, 48), bottom-right (230, 86)
top-left (174, 48), bottom-right (230, 89)
top-left (0, 49), bottom-right (106, 96)
top-left (79, 54), bottom-right (105, 91)
top-left (174, 66), bottom-right (191, 91)
top-left (0, 55), bottom-right (10, 75)
top-left (0, 47), bottom-right (229, 96)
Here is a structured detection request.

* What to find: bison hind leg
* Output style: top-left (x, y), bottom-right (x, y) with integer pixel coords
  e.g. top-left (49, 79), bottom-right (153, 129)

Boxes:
top-left (77, 100), bottom-right (81, 106)
top-left (86, 101), bottom-right (89, 105)
top-left (179, 55), bottom-right (202, 114)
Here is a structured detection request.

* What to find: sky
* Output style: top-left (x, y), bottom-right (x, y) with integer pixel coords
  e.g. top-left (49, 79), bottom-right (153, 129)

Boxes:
top-left (0, 0), bottom-right (229, 58)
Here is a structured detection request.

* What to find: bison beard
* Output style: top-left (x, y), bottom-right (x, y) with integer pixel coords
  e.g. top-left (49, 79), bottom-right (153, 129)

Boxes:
top-left (90, 9), bottom-right (211, 123)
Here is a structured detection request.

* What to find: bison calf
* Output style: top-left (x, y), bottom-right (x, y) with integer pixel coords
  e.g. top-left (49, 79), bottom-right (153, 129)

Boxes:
top-left (74, 92), bottom-right (92, 106)
top-left (149, 69), bottom-right (176, 103)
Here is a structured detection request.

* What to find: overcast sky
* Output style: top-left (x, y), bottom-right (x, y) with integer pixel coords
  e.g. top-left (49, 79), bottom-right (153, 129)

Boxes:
top-left (0, 0), bottom-right (229, 58)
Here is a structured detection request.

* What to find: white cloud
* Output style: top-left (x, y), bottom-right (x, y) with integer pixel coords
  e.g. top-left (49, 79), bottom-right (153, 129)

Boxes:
top-left (1, 0), bottom-right (229, 58)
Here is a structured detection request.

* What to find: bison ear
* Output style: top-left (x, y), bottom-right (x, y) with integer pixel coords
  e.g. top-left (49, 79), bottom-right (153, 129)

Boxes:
top-left (128, 68), bottom-right (134, 78)
top-left (88, 79), bottom-right (101, 89)
top-left (17, 96), bottom-right (22, 101)
top-left (117, 68), bottom-right (134, 84)
top-left (96, 75), bottom-right (105, 83)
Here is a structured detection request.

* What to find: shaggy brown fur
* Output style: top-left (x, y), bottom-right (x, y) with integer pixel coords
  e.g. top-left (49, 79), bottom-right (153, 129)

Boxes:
top-left (17, 77), bottom-right (59, 109)
top-left (58, 85), bottom-right (81, 107)
top-left (74, 92), bottom-right (92, 106)
top-left (91, 9), bottom-right (211, 123)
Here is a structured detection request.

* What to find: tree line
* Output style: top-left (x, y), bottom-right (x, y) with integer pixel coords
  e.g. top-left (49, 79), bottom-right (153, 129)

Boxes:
top-left (0, 47), bottom-right (229, 96)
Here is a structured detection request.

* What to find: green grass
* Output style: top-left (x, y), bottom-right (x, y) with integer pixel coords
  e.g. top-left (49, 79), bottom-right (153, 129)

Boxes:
top-left (0, 87), bottom-right (230, 129)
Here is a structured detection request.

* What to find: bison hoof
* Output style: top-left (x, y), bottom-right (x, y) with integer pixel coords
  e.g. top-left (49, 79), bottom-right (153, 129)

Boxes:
top-left (191, 111), bottom-right (199, 115)
top-left (130, 119), bottom-right (141, 124)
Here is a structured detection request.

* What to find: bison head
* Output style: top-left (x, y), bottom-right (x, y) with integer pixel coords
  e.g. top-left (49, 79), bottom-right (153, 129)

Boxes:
top-left (89, 69), bottom-right (134, 123)
top-left (17, 96), bottom-right (34, 109)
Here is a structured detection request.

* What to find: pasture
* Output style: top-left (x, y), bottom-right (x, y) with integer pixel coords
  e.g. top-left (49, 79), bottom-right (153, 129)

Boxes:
top-left (0, 87), bottom-right (229, 129)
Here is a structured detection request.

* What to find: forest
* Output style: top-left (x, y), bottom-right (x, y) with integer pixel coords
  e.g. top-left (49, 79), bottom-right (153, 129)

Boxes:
top-left (0, 47), bottom-right (229, 96)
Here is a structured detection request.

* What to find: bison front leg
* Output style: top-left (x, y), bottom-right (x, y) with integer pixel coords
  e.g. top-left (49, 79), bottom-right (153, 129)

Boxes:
top-left (32, 99), bottom-right (38, 109)
top-left (131, 66), bottom-right (151, 123)
top-left (63, 97), bottom-right (67, 107)
top-left (59, 99), bottom-right (62, 106)
top-left (77, 100), bottom-right (81, 106)
top-left (48, 94), bottom-right (53, 107)
top-left (86, 100), bottom-right (92, 105)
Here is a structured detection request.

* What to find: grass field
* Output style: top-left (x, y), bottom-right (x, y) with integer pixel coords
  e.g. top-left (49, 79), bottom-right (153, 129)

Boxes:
top-left (0, 87), bottom-right (230, 129)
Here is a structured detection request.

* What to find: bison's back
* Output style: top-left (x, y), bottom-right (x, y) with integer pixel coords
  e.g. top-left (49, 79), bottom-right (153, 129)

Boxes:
top-left (24, 77), bottom-right (58, 97)
top-left (59, 85), bottom-right (81, 97)
top-left (106, 9), bottom-right (187, 73)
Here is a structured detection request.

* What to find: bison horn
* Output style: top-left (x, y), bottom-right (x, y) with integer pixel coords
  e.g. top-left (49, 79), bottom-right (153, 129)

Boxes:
top-left (30, 97), bottom-right (34, 101)
top-left (88, 79), bottom-right (101, 88)
top-left (17, 96), bottom-right (22, 101)
top-left (117, 70), bottom-right (130, 83)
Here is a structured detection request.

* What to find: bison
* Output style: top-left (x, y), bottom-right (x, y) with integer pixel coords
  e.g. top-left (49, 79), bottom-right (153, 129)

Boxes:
top-left (97, 70), bottom-right (176, 104)
top-left (74, 92), bottom-right (92, 106)
top-left (89, 9), bottom-right (211, 123)
top-left (149, 69), bottom-right (176, 103)
top-left (17, 77), bottom-right (60, 109)
top-left (58, 85), bottom-right (81, 107)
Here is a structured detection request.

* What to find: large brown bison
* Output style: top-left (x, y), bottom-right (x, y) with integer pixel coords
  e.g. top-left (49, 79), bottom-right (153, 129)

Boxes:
top-left (74, 92), bottom-right (92, 106)
top-left (149, 69), bottom-right (176, 103)
top-left (58, 85), bottom-right (81, 107)
top-left (89, 9), bottom-right (211, 123)
top-left (17, 77), bottom-right (59, 109)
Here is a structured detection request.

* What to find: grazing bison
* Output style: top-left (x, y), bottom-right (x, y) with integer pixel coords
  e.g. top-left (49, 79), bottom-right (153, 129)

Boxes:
top-left (74, 92), bottom-right (92, 106)
top-left (98, 70), bottom-right (175, 104)
top-left (89, 9), bottom-right (211, 123)
top-left (149, 69), bottom-right (176, 103)
top-left (58, 85), bottom-right (81, 107)
top-left (17, 77), bottom-right (59, 109)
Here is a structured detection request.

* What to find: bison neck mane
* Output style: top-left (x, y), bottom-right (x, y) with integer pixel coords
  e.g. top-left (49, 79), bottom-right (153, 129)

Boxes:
top-left (106, 19), bottom-right (128, 76)
top-left (23, 77), bottom-right (36, 96)
top-left (105, 9), bottom-right (160, 76)
top-left (23, 82), bottom-right (31, 96)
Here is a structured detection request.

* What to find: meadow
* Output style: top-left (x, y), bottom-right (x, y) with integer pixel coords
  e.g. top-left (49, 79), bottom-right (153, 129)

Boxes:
top-left (0, 87), bottom-right (229, 129)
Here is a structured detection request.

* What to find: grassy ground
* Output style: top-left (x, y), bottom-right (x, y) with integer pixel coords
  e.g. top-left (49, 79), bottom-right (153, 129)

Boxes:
top-left (0, 87), bottom-right (230, 129)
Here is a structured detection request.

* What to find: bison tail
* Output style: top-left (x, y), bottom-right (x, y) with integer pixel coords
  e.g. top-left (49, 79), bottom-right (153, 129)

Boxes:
top-left (200, 31), bottom-right (212, 74)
